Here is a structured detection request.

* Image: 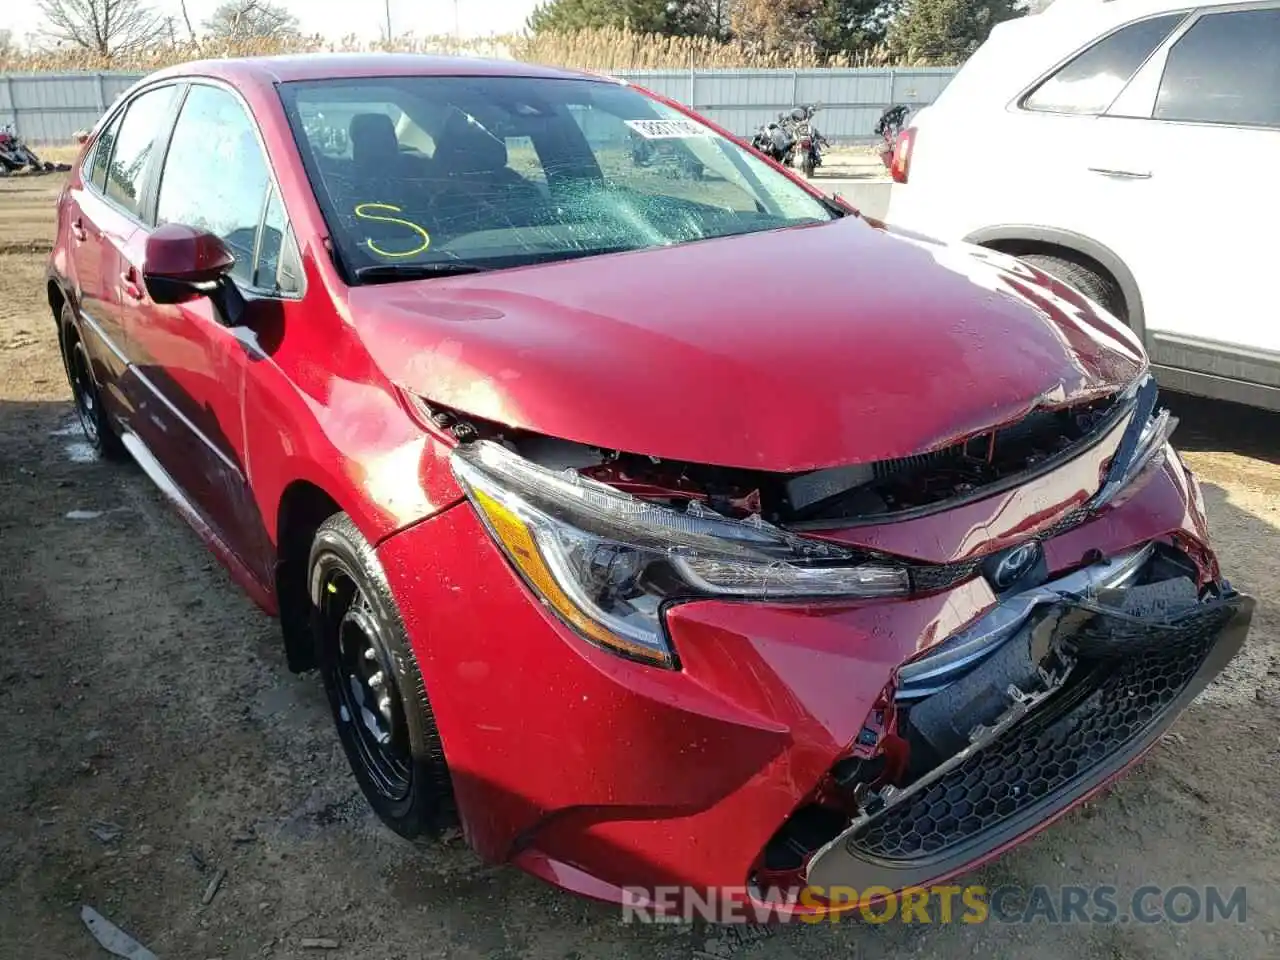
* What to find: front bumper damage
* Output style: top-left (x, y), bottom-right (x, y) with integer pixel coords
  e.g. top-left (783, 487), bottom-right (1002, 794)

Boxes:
top-left (805, 572), bottom-right (1253, 892)
top-left (377, 442), bottom-right (1249, 907)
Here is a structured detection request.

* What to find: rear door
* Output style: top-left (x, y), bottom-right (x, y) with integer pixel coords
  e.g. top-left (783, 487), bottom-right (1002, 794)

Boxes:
top-left (65, 87), bottom-right (178, 404)
top-left (996, 13), bottom-right (1192, 254)
top-left (888, 13), bottom-right (1188, 242)
top-left (1104, 4), bottom-right (1280, 371)
top-left (65, 111), bottom-right (123, 354)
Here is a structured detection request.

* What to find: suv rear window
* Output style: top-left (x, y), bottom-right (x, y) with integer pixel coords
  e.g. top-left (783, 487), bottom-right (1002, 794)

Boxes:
top-left (1024, 14), bottom-right (1186, 116)
top-left (1156, 8), bottom-right (1280, 128)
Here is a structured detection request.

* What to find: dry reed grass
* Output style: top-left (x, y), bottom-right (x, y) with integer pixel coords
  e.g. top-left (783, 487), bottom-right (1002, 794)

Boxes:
top-left (0, 27), bottom-right (933, 74)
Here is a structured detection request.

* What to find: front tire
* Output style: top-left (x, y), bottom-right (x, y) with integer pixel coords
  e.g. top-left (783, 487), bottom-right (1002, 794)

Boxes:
top-left (309, 513), bottom-right (455, 838)
top-left (1019, 254), bottom-right (1125, 323)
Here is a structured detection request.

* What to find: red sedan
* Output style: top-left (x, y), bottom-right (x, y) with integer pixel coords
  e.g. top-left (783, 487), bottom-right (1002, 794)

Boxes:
top-left (47, 54), bottom-right (1251, 916)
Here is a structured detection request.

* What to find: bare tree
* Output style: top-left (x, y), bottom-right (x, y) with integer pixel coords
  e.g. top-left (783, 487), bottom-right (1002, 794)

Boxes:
top-left (204, 0), bottom-right (301, 41)
top-left (37, 0), bottom-right (164, 57)
top-left (178, 0), bottom-right (199, 43)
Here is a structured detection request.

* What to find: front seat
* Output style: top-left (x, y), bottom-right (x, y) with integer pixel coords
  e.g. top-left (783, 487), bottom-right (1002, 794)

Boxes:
top-left (430, 112), bottom-right (543, 233)
top-left (344, 113), bottom-right (435, 255)
top-left (350, 113), bottom-right (401, 171)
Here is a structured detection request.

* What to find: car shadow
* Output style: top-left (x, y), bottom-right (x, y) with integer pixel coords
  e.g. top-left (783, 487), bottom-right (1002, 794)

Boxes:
top-left (1164, 390), bottom-right (1280, 466)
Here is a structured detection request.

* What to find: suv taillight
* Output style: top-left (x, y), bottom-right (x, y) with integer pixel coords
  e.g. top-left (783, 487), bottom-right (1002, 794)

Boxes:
top-left (891, 127), bottom-right (916, 184)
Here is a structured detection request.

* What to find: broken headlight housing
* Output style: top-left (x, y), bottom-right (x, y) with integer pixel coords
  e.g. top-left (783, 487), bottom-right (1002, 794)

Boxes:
top-left (1092, 376), bottom-right (1178, 510)
top-left (452, 440), bottom-right (908, 667)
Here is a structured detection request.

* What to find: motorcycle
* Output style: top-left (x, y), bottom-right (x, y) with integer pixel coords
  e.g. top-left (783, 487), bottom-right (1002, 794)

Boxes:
top-left (630, 132), bottom-right (706, 181)
top-left (875, 104), bottom-right (913, 170)
top-left (0, 125), bottom-right (65, 175)
top-left (788, 105), bottom-right (829, 178)
top-left (750, 115), bottom-right (795, 166)
top-left (749, 105), bottom-right (828, 177)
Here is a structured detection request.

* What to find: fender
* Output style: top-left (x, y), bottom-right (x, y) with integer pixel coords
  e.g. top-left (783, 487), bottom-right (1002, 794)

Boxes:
top-left (964, 225), bottom-right (1146, 343)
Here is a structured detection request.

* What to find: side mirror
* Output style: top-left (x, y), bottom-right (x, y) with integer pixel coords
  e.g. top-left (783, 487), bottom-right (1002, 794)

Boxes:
top-left (143, 223), bottom-right (236, 305)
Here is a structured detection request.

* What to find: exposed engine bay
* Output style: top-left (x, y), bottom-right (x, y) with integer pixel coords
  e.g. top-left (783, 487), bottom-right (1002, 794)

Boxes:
top-left (426, 390), bottom-right (1126, 526)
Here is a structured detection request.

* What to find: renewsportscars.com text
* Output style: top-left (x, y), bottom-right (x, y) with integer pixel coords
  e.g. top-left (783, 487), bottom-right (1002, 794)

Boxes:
top-left (621, 884), bottom-right (1247, 925)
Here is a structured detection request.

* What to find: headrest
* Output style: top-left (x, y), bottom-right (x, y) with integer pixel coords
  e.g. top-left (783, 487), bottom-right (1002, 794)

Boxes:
top-left (432, 112), bottom-right (508, 175)
top-left (349, 113), bottom-right (399, 168)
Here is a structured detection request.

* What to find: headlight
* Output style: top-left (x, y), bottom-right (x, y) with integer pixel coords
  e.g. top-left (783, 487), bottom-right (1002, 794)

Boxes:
top-left (1093, 375), bottom-right (1177, 510)
top-left (451, 440), bottom-right (908, 668)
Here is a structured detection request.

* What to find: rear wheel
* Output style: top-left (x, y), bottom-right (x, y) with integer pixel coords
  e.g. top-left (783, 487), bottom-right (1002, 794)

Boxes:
top-left (309, 513), bottom-right (455, 838)
top-left (1019, 254), bottom-right (1126, 322)
top-left (62, 305), bottom-right (126, 461)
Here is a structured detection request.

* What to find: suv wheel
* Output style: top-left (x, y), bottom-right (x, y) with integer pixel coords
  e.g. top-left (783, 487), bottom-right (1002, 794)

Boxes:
top-left (309, 513), bottom-right (456, 838)
top-left (1020, 254), bottom-right (1126, 323)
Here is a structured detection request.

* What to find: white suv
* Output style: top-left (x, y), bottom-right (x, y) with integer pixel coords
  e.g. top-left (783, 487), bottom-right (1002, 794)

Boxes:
top-left (887, 0), bottom-right (1280, 410)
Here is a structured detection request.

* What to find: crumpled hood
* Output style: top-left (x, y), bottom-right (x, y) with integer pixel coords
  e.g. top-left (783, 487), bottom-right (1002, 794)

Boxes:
top-left (350, 216), bottom-right (1145, 472)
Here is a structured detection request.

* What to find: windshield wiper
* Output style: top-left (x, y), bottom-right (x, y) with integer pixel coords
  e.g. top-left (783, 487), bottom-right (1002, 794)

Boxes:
top-left (818, 195), bottom-right (851, 219)
top-left (353, 262), bottom-right (490, 284)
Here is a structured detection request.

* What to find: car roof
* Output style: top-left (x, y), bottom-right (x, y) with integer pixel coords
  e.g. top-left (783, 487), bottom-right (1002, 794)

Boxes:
top-left (145, 53), bottom-right (605, 88)
top-left (1044, 0), bottom-right (1257, 19)
top-left (931, 0), bottom-right (1269, 109)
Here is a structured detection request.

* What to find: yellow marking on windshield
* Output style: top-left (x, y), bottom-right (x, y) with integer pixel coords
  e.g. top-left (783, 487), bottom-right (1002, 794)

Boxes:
top-left (355, 202), bottom-right (432, 259)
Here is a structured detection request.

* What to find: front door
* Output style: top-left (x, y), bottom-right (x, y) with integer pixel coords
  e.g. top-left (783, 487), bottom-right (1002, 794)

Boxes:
top-left (117, 82), bottom-right (303, 580)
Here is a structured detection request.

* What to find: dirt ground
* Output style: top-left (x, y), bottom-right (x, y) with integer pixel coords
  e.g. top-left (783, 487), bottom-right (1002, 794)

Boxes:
top-left (1, 175), bottom-right (1278, 960)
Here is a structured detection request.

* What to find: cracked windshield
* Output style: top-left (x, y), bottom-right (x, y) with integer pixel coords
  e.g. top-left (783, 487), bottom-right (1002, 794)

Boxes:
top-left (279, 76), bottom-right (835, 280)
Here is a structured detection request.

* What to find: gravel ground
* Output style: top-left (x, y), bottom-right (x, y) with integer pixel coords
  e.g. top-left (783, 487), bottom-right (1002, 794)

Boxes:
top-left (1, 177), bottom-right (1277, 959)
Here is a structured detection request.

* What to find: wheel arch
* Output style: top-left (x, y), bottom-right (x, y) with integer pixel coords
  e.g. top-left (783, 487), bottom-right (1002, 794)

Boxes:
top-left (274, 479), bottom-right (345, 673)
top-left (47, 279), bottom-right (72, 356)
top-left (47, 278), bottom-right (67, 321)
top-left (965, 225), bottom-right (1145, 340)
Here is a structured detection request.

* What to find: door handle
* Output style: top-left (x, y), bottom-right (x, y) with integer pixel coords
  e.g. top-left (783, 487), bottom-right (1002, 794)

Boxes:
top-left (1087, 167), bottom-right (1153, 180)
top-left (71, 218), bottom-right (88, 242)
top-left (121, 269), bottom-right (145, 302)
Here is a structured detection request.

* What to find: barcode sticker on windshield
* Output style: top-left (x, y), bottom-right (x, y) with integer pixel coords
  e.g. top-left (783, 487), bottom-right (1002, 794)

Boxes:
top-left (625, 119), bottom-right (711, 139)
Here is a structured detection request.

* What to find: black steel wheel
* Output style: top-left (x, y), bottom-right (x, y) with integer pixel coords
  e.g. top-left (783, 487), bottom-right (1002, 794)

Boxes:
top-left (62, 305), bottom-right (126, 460)
top-left (310, 513), bottom-right (455, 837)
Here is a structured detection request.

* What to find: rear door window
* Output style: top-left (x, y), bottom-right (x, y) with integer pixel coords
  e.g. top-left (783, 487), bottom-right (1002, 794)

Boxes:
top-left (1156, 8), bottom-right (1280, 127)
top-left (1024, 14), bottom-right (1187, 115)
top-left (89, 111), bottom-right (124, 191)
top-left (102, 85), bottom-right (178, 216)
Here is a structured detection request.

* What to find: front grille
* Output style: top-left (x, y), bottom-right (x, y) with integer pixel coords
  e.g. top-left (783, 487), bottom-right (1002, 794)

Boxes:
top-left (849, 602), bottom-right (1234, 861)
top-left (907, 506), bottom-right (1093, 594)
top-left (908, 557), bottom-right (982, 593)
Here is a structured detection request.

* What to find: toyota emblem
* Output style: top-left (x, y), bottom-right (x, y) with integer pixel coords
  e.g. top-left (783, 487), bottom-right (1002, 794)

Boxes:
top-left (991, 542), bottom-right (1042, 590)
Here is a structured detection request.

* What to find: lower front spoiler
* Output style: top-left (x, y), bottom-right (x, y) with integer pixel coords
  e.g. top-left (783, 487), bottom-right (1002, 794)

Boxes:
top-left (804, 595), bottom-right (1254, 892)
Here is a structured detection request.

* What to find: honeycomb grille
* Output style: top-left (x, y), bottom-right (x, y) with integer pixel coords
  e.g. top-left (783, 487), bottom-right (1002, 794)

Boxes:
top-left (849, 605), bottom-right (1232, 861)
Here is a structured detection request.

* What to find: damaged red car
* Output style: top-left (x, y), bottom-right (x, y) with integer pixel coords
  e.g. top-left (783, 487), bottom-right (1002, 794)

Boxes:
top-left (48, 54), bottom-right (1252, 915)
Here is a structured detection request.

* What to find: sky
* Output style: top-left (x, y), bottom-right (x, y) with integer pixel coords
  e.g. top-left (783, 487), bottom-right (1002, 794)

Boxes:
top-left (1, 0), bottom-right (543, 46)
